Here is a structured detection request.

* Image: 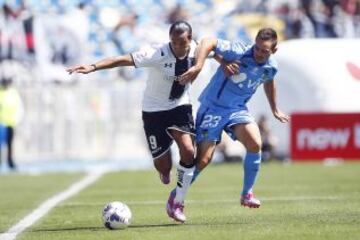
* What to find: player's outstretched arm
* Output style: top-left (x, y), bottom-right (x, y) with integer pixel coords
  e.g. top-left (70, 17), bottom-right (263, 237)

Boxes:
top-left (66, 54), bottom-right (134, 75)
top-left (264, 80), bottom-right (290, 123)
top-left (179, 38), bottom-right (217, 85)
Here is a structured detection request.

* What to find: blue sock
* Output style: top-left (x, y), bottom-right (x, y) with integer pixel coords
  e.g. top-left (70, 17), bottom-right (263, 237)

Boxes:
top-left (191, 167), bottom-right (200, 184)
top-left (242, 152), bottom-right (261, 196)
top-left (171, 167), bottom-right (201, 196)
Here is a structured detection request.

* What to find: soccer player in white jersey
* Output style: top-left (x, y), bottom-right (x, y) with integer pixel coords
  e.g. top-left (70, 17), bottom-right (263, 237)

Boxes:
top-left (66, 21), bottom-right (199, 223)
top-left (178, 28), bottom-right (290, 208)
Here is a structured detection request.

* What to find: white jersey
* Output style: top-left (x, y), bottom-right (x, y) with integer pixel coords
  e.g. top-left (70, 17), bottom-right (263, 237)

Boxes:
top-left (131, 40), bottom-right (197, 112)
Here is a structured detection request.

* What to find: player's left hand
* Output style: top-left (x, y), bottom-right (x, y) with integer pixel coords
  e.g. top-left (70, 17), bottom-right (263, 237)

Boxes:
top-left (179, 66), bottom-right (202, 85)
top-left (273, 109), bottom-right (290, 123)
top-left (222, 60), bottom-right (240, 77)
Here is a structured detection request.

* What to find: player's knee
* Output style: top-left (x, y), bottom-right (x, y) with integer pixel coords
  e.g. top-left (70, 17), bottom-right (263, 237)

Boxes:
top-left (245, 139), bottom-right (262, 153)
top-left (153, 155), bottom-right (172, 173)
top-left (182, 146), bottom-right (195, 159)
top-left (179, 144), bottom-right (195, 163)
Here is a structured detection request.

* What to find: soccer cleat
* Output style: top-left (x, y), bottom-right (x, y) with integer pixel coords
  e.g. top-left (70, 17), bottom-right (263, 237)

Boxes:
top-left (241, 192), bottom-right (261, 208)
top-left (172, 202), bottom-right (186, 223)
top-left (166, 189), bottom-right (176, 218)
top-left (166, 190), bottom-right (186, 223)
top-left (159, 171), bottom-right (171, 185)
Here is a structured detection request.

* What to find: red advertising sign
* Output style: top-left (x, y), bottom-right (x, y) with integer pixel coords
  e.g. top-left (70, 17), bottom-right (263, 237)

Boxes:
top-left (291, 113), bottom-right (360, 160)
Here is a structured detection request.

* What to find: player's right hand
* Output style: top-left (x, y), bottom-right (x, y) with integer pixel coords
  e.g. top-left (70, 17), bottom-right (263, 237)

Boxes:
top-left (66, 64), bottom-right (95, 74)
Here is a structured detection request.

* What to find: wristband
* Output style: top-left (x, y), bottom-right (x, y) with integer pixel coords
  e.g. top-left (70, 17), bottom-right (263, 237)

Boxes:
top-left (91, 64), bottom-right (97, 71)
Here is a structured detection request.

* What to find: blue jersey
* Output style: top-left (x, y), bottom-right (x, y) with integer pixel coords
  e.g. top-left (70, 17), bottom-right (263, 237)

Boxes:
top-left (199, 39), bottom-right (278, 109)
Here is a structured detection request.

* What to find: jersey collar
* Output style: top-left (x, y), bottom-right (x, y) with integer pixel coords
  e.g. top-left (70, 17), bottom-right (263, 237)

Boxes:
top-left (168, 42), bottom-right (190, 60)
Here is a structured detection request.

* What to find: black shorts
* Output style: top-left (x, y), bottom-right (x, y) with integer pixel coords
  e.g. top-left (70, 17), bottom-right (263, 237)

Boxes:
top-left (142, 104), bottom-right (195, 159)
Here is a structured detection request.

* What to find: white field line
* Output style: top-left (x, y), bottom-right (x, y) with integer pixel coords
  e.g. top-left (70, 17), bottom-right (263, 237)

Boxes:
top-left (0, 170), bottom-right (105, 240)
top-left (63, 195), bottom-right (354, 206)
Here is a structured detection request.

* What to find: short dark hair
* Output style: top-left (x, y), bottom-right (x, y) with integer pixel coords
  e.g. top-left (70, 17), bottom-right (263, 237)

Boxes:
top-left (256, 28), bottom-right (277, 48)
top-left (169, 20), bottom-right (192, 38)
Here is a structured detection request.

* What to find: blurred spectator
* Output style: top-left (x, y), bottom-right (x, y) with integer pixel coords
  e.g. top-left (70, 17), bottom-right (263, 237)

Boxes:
top-left (233, 0), bottom-right (270, 14)
top-left (314, 0), bottom-right (338, 37)
top-left (273, 0), bottom-right (360, 39)
top-left (334, 0), bottom-right (360, 37)
top-left (0, 78), bottom-right (24, 170)
top-left (276, 3), bottom-right (315, 38)
top-left (257, 114), bottom-right (278, 162)
top-left (355, 0), bottom-right (360, 36)
top-left (2, 2), bottom-right (25, 19)
top-left (111, 12), bottom-right (139, 55)
top-left (1, 1), bottom-right (34, 62)
top-left (113, 13), bottom-right (138, 32)
top-left (167, 4), bottom-right (189, 24)
top-left (1, 0), bottom-right (359, 67)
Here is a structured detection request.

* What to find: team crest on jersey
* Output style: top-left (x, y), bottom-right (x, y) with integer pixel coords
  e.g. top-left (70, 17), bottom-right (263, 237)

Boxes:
top-left (261, 69), bottom-right (270, 80)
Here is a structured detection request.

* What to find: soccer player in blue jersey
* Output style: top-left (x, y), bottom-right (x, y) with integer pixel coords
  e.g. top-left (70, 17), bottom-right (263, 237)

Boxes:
top-left (176, 28), bottom-right (289, 209)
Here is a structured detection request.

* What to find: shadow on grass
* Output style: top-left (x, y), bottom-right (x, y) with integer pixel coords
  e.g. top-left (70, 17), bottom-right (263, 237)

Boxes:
top-left (27, 220), bottom-right (247, 233)
top-left (28, 223), bottom-right (179, 233)
top-left (28, 226), bottom-right (105, 232)
top-left (129, 223), bottom-right (179, 228)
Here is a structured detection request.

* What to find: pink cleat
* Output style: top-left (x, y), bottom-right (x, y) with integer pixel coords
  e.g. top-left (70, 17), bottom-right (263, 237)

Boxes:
top-left (241, 192), bottom-right (261, 208)
top-left (166, 190), bottom-right (186, 223)
top-left (159, 171), bottom-right (171, 185)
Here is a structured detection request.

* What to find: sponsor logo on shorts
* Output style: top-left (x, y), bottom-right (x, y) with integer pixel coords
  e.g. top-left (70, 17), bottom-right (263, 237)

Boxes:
top-left (201, 130), bottom-right (209, 139)
top-left (151, 147), bottom-right (162, 154)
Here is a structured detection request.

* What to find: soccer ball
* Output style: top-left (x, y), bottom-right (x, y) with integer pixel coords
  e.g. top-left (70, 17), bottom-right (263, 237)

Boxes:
top-left (102, 201), bottom-right (132, 229)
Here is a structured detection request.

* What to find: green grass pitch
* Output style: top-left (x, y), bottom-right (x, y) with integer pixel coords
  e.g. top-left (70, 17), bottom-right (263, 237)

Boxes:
top-left (1, 162), bottom-right (360, 240)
